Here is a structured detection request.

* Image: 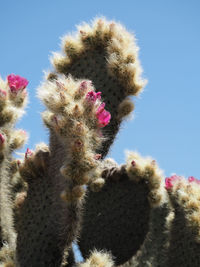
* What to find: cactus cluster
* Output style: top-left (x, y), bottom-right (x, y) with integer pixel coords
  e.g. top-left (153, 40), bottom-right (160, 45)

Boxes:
top-left (0, 17), bottom-right (199, 267)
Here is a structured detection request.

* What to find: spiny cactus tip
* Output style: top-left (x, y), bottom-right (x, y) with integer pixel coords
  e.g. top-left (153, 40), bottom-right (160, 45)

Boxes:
top-left (165, 175), bottom-right (200, 190)
top-left (86, 91), bottom-right (101, 102)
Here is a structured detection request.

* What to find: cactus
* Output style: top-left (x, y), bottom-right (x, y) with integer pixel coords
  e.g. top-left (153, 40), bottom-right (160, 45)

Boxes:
top-left (50, 17), bottom-right (146, 158)
top-left (0, 74), bottom-right (28, 266)
top-left (78, 152), bottom-right (171, 266)
top-left (165, 176), bottom-right (200, 266)
top-left (0, 17), bottom-right (198, 267)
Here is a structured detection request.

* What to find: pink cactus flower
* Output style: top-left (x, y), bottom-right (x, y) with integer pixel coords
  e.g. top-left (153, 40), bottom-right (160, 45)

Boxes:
top-left (96, 92), bottom-right (101, 100)
top-left (25, 148), bottom-right (33, 159)
top-left (96, 102), bottom-right (111, 127)
top-left (188, 176), bottom-right (196, 182)
top-left (0, 133), bottom-right (5, 144)
top-left (86, 91), bottom-right (101, 102)
top-left (165, 178), bottom-right (173, 190)
top-left (7, 74), bottom-right (28, 93)
top-left (188, 176), bottom-right (200, 184)
top-left (165, 175), bottom-right (182, 190)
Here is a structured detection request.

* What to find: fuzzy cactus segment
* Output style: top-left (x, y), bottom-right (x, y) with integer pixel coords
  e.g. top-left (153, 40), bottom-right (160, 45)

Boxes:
top-left (1, 17), bottom-right (198, 267)
top-left (166, 176), bottom-right (200, 266)
top-left (50, 18), bottom-right (146, 158)
top-left (0, 75), bottom-right (28, 266)
top-left (16, 75), bottom-right (109, 266)
top-left (79, 152), bottom-right (171, 266)
top-left (38, 75), bottom-right (108, 189)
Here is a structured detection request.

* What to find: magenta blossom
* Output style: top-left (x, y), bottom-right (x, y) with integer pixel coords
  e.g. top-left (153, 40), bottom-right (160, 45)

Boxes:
top-left (86, 91), bottom-right (101, 102)
top-left (96, 102), bottom-right (111, 127)
top-left (165, 175), bottom-right (182, 190)
top-left (188, 176), bottom-right (200, 184)
top-left (7, 74), bottom-right (28, 93)
top-left (25, 148), bottom-right (33, 159)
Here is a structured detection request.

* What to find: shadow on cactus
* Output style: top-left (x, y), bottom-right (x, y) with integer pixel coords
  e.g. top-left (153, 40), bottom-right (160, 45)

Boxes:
top-left (0, 17), bottom-right (199, 267)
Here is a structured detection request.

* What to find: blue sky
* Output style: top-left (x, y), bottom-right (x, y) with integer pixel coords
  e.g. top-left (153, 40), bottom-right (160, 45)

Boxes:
top-left (1, 0), bottom-right (200, 180)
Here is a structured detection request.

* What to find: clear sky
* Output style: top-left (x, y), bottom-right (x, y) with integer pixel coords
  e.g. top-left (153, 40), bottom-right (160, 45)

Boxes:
top-left (1, 0), bottom-right (200, 178)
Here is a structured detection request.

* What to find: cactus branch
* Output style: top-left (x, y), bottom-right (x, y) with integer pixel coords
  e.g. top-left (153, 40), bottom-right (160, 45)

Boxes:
top-left (16, 75), bottom-right (110, 266)
top-left (50, 18), bottom-right (146, 158)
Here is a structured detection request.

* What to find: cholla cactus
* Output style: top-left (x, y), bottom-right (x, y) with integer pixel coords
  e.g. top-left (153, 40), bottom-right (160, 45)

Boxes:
top-left (0, 17), bottom-right (199, 267)
top-left (50, 17), bottom-right (146, 158)
top-left (0, 74), bottom-right (28, 266)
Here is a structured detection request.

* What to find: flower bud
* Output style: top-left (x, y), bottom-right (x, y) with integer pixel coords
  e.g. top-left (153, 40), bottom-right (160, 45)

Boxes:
top-left (25, 148), bottom-right (33, 159)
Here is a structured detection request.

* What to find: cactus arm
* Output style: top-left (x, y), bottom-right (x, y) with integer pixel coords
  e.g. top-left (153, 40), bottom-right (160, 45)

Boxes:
top-left (16, 75), bottom-right (109, 266)
top-left (119, 153), bottom-right (171, 267)
top-left (0, 75), bottom-right (28, 265)
top-left (50, 18), bottom-right (146, 158)
top-left (79, 152), bottom-right (171, 266)
top-left (121, 204), bottom-right (171, 267)
top-left (16, 143), bottom-right (67, 267)
top-left (165, 176), bottom-right (200, 266)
